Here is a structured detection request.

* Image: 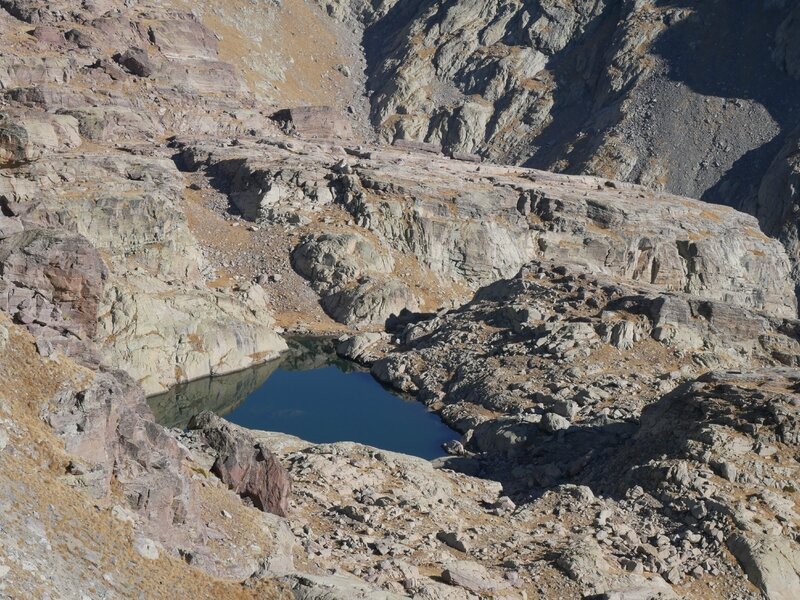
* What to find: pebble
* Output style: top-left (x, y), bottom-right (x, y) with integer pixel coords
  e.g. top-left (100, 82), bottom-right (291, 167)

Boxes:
top-left (111, 505), bottom-right (136, 524)
top-left (133, 538), bottom-right (160, 561)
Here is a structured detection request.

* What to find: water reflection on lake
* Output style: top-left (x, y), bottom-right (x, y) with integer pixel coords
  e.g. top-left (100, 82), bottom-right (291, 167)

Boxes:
top-left (148, 337), bottom-right (456, 460)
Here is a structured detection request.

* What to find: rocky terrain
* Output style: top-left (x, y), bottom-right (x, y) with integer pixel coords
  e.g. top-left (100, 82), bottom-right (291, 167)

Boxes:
top-left (0, 0), bottom-right (798, 599)
top-left (315, 0), bottom-right (800, 291)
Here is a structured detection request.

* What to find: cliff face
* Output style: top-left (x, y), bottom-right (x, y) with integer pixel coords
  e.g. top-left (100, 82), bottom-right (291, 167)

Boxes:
top-left (317, 0), bottom-right (800, 280)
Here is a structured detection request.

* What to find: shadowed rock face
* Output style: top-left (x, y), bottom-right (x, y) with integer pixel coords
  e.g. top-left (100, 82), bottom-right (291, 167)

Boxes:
top-left (189, 411), bottom-right (292, 517)
top-left (757, 127), bottom-right (800, 287)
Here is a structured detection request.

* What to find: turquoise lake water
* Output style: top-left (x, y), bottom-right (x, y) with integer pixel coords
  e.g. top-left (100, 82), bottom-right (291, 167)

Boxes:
top-left (149, 338), bottom-right (456, 460)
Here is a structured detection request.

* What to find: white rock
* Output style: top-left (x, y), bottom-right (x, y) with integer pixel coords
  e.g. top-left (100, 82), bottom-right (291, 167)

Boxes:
top-left (111, 505), bottom-right (136, 524)
top-left (133, 537), bottom-right (160, 560)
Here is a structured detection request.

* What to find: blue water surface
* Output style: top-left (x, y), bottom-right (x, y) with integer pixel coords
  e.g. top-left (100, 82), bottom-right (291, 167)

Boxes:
top-left (224, 365), bottom-right (455, 460)
top-left (149, 338), bottom-right (457, 460)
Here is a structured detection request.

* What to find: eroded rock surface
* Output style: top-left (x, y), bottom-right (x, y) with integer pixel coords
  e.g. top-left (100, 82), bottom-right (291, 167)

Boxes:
top-left (314, 0), bottom-right (800, 289)
top-left (46, 371), bottom-right (194, 537)
top-left (189, 411), bottom-right (291, 518)
top-left (178, 136), bottom-right (797, 321)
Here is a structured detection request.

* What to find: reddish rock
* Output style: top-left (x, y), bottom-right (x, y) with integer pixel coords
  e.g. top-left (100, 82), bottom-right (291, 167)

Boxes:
top-left (146, 18), bottom-right (219, 60)
top-left (114, 47), bottom-right (154, 78)
top-left (30, 26), bottom-right (64, 46)
top-left (270, 106), bottom-right (353, 140)
top-left (0, 229), bottom-right (107, 341)
top-left (94, 58), bottom-right (128, 81)
top-left (188, 411), bottom-right (291, 517)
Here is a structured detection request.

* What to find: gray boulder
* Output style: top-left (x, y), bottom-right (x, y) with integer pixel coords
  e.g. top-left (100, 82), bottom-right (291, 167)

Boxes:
top-left (441, 560), bottom-right (508, 594)
top-left (728, 534), bottom-right (800, 600)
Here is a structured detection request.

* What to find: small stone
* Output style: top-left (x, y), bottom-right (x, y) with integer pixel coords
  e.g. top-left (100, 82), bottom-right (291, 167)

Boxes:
top-left (111, 505), bottom-right (136, 524)
top-left (713, 461), bottom-right (738, 482)
top-left (597, 509), bottom-right (613, 526)
top-left (133, 537), bottom-right (159, 560)
top-left (665, 565), bottom-right (682, 584)
top-left (437, 530), bottom-right (470, 553)
top-left (690, 502), bottom-right (708, 520)
top-left (540, 412), bottom-right (570, 433)
top-left (685, 532), bottom-right (702, 544)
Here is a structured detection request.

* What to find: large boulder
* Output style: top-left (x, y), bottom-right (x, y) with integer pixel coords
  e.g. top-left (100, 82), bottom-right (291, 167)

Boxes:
top-left (293, 231), bottom-right (419, 327)
top-left (441, 560), bottom-right (508, 594)
top-left (45, 371), bottom-right (194, 537)
top-left (188, 411), bottom-right (291, 517)
top-left (728, 534), bottom-right (800, 600)
top-left (293, 231), bottom-right (394, 289)
top-left (114, 47), bottom-right (154, 77)
top-left (321, 278), bottom-right (420, 328)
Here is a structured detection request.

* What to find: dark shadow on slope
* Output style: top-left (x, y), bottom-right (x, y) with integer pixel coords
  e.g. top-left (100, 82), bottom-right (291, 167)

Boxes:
top-left (702, 135), bottom-right (787, 212)
top-left (361, 0), bottom-right (624, 156)
top-left (518, 2), bottom-right (627, 169)
top-left (361, 0), bottom-right (436, 127)
top-left (649, 0), bottom-right (800, 207)
top-left (170, 148), bottom-right (249, 217)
